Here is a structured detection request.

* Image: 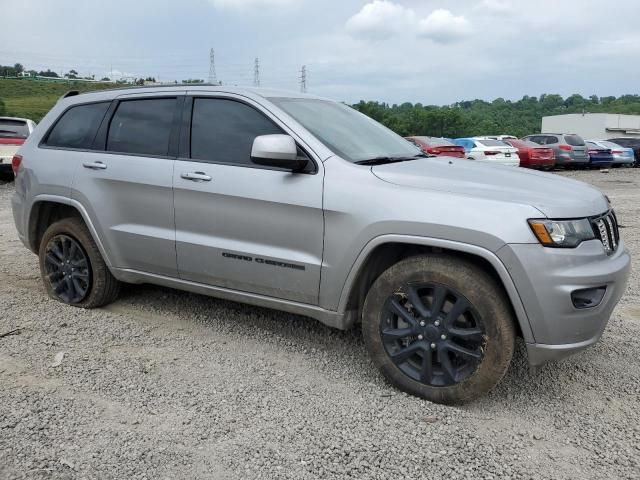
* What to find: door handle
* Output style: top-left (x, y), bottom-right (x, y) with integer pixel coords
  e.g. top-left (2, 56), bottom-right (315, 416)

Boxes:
top-left (82, 161), bottom-right (107, 170)
top-left (181, 172), bottom-right (212, 182)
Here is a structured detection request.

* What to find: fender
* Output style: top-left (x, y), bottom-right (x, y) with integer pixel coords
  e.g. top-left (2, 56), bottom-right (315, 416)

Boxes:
top-left (28, 194), bottom-right (114, 268)
top-left (336, 234), bottom-right (535, 343)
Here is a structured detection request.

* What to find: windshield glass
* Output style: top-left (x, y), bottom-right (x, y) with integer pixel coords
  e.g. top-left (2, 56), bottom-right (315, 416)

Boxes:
top-left (477, 139), bottom-right (508, 147)
top-left (0, 119), bottom-right (29, 138)
top-left (414, 136), bottom-right (454, 147)
top-left (564, 134), bottom-right (585, 146)
top-left (269, 98), bottom-right (420, 162)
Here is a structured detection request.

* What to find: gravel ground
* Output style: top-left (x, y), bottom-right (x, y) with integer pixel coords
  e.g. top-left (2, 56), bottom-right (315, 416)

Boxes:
top-left (0, 169), bottom-right (639, 480)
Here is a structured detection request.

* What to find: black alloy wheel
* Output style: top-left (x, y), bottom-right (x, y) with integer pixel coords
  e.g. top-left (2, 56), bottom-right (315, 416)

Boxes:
top-left (43, 234), bottom-right (91, 303)
top-left (380, 282), bottom-right (486, 387)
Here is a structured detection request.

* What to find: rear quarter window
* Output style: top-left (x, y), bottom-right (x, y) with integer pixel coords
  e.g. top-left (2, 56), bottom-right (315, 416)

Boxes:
top-left (46, 102), bottom-right (110, 149)
top-left (564, 135), bottom-right (585, 146)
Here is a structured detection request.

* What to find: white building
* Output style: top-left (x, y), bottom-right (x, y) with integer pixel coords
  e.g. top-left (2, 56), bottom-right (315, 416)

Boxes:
top-left (541, 113), bottom-right (640, 140)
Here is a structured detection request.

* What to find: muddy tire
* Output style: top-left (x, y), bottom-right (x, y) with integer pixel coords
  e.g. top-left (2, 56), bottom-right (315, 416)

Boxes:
top-left (362, 254), bottom-right (515, 405)
top-left (39, 217), bottom-right (120, 308)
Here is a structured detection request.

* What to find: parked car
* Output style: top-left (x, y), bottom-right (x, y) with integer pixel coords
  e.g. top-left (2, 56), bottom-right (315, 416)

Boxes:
top-left (11, 86), bottom-right (630, 404)
top-left (475, 135), bottom-right (518, 141)
top-left (588, 140), bottom-right (635, 167)
top-left (522, 133), bottom-right (589, 168)
top-left (584, 141), bottom-right (613, 169)
top-left (0, 117), bottom-right (36, 179)
top-left (607, 137), bottom-right (640, 167)
top-left (453, 138), bottom-right (519, 166)
top-left (405, 136), bottom-right (465, 158)
top-left (502, 139), bottom-right (555, 170)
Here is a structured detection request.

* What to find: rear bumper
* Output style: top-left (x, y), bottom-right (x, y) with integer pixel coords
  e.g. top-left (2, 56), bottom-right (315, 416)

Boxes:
top-left (498, 240), bottom-right (631, 365)
top-left (0, 155), bottom-right (13, 173)
top-left (555, 153), bottom-right (589, 166)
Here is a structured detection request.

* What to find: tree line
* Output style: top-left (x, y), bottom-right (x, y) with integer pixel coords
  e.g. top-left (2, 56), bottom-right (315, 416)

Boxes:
top-left (351, 94), bottom-right (640, 138)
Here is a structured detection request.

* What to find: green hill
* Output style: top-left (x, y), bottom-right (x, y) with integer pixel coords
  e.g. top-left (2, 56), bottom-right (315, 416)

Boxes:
top-left (0, 79), bottom-right (117, 122)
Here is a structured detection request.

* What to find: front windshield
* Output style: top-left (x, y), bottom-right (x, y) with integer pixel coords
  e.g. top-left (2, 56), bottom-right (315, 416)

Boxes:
top-left (269, 98), bottom-right (420, 162)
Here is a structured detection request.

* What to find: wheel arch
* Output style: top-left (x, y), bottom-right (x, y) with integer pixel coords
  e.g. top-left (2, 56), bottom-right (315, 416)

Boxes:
top-left (337, 235), bottom-right (534, 343)
top-left (27, 195), bottom-right (113, 268)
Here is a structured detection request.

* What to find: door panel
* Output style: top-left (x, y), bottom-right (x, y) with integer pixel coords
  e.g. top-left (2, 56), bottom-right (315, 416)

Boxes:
top-left (73, 153), bottom-right (177, 276)
top-left (173, 95), bottom-right (323, 305)
top-left (174, 163), bottom-right (323, 304)
top-left (71, 95), bottom-right (181, 277)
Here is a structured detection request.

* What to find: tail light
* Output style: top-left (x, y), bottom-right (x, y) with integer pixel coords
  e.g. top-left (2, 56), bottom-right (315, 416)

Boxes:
top-left (484, 151), bottom-right (499, 155)
top-left (612, 150), bottom-right (623, 154)
top-left (559, 144), bottom-right (572, 151)
top-left (11, 154), bottom-right (23, 175)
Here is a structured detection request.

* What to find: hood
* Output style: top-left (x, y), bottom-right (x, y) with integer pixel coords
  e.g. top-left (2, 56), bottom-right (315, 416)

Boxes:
top-left (371, 157), bottom-right (609, 218)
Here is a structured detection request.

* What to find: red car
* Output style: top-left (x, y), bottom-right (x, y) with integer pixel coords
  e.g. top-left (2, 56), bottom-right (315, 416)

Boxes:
top-left (405, 136), bottom-right (466, 158)
top-left (503, 139), bottom-right (555, 170)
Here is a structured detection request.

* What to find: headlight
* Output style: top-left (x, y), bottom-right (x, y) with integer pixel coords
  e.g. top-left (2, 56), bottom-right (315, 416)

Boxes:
top-left (528, 218), bottom-right (595, 248)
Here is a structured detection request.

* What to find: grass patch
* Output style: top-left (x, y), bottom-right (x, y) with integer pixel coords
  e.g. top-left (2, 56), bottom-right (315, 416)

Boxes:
top-left (0, 79), bottom-right (118, 122)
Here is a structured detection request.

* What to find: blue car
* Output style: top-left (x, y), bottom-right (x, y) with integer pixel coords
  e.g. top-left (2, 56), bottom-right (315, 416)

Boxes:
top-left (585, 141), bottom-right (614, 169)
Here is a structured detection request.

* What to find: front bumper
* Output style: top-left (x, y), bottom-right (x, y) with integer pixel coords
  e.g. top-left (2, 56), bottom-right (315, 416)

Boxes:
top-left (498, 240), bottom-right (631, 366)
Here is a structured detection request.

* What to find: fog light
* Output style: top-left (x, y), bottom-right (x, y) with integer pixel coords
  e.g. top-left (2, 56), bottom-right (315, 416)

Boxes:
top-left (571, 287), bottom-right (606, 309)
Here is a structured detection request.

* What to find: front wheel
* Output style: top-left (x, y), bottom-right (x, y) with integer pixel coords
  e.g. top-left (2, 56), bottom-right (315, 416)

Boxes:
top-left (362, 254), bottom-right (515, 404)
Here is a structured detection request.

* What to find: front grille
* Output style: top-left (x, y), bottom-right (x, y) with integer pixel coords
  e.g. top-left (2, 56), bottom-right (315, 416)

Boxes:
top-left (591, 210), bottom-right (620, 254)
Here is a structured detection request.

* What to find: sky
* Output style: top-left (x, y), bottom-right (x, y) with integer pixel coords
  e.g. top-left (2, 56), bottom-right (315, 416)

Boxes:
top-left (1, 0), bottom-right (639, 105)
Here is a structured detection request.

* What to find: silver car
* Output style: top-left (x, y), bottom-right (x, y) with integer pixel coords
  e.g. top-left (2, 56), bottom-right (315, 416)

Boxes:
top-left (589, 140), bottom-right (635, 166)
top-left (11, 86), bottom-right (630, 404)
top-left (523, 133), bottom-right (590, 168)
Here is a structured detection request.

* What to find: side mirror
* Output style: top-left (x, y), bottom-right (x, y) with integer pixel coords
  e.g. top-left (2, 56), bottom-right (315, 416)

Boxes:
top-left (251, 134), bottom-right (308, 171)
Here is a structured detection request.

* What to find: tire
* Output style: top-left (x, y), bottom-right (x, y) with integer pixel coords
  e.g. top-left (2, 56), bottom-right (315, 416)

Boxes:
top-left (362, 254), bottom-right (515, 404)
top-left (39, 217), bottom-right (120, 308)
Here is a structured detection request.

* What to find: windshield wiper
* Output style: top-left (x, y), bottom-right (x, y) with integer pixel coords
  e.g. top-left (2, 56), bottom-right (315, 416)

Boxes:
top-left (355, 153), bottom-right (427, 166)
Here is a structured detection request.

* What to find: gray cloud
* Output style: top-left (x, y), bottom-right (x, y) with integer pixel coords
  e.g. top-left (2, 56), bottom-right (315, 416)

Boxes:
top-left (1, 0), bottom-right (639, 105)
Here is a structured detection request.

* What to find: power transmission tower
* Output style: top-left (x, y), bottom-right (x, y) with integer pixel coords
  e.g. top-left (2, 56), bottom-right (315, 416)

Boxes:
top-left (253, 58), bottom-right (260, 87)
top-left (209, 48), bottom-right (218, 85)
top-left (300, 65), bottom-right (307, 93)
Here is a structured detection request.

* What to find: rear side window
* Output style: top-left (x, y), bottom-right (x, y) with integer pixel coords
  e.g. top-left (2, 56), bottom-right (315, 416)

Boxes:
top-left (0, 119), bottom-right (29, 139)
top-left (190, 98), bottom-right (282, 166)
top-left (46, 102), bottom-right (109, 149)
top-left (107, 98), bottom-right (176, 156)
top-left (564, 134), bottom-right (585, 146)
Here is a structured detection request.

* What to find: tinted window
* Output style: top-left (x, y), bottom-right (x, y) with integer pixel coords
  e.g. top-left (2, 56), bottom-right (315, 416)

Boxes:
top-left (191, 98), bottom-right (282, 165)
top-left (0, 119), bottom-right (30, 139)
top-left (564, 134), bottom-right (585, 146)
top-left (107, 98), bottom-right (176, 156)
top-left (46, 102), bottom-right (109, 148)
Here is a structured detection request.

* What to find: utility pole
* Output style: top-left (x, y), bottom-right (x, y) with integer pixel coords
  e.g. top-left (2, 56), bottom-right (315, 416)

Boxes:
top-left (253, 58), bottom-right (260, 87)
top-left (208, 48), bottom-right (218, 85)
top-left (300, 65), bottom-right (307, 93)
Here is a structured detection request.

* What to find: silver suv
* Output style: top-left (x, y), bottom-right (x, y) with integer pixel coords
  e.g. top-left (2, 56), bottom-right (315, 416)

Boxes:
top-left (523, 133), bottom-right (590, 167)
top-left (11, 86), bottom-right (631, 404)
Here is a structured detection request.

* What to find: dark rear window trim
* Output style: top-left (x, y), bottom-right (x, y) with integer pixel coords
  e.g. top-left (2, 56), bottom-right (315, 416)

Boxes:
top-left (177, 95), bottom-right (318, 175)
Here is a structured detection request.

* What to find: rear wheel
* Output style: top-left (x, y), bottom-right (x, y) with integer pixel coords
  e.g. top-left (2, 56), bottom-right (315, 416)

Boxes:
top-left (39, 217), bottom-right (120, 308)
top-left (362, 254), bottom-right (515, 404)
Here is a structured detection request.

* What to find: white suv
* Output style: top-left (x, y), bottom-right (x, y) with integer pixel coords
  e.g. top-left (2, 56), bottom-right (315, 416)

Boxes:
top-left (0, 117), bottom-right (36, 178)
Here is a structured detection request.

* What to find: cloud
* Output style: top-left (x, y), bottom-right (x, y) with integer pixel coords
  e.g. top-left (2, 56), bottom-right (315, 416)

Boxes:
top-left (345, 0), bottom-right (416, 39)
top-left (478, 0), bottom-right (513, 13)
top-left (207, 0), bottom-right (294, 10)
top-left (418, 9), bottom-right (472, 43)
